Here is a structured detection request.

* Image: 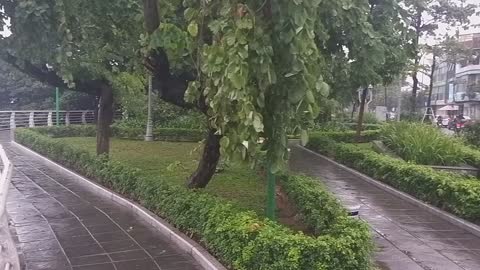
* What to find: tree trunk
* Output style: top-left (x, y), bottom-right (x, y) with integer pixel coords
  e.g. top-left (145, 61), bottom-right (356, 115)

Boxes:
top-left (187, 128), bottom-right (221, 189)
top-left (96, 85), bottom-right (114, 156)
top-left (427, 55), bottom-right (437, 109)
top-left (411, 70), bottom-right (419, 114)
top-left (351, 101), bottom-right (357, 120)
top-left (411, 13), bottom-right (422, 115)
top-left (356, 87), bottom-right (368, 141)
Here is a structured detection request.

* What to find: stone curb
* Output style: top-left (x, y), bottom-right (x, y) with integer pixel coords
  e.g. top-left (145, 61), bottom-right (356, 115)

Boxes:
top-left (298, 145), bottom-right (480, 239)
top-left (12, 141), bottom-right (227, 270)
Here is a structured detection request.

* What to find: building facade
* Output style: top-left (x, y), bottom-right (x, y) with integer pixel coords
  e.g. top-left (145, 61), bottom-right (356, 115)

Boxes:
top-left (431, 32), bottom-right (480, 119)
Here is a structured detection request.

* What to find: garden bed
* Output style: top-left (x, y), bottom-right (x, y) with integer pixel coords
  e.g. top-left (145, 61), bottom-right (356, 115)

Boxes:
top-left (15, 127), bottom-right (374, 270)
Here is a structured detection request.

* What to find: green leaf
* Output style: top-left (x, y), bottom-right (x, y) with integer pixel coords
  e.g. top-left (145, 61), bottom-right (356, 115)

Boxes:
top-left (253, 115), bottom-right (264, 132)
top-left (187, 22), bottom-right (199, 37)
top-left (300, 130), bottom-right (309, 146)
top-left (306, 90), bottom-right (315, 103)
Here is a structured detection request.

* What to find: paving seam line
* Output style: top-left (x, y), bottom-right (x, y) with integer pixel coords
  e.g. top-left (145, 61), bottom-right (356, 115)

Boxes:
top-left (297, 145), bottom-right (480, 238)
top-left (11, 140), bottom-right (227, 270)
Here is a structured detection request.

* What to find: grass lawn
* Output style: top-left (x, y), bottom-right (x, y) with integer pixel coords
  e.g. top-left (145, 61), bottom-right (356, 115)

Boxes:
top-left (56, 137), bottom-right (266, 214)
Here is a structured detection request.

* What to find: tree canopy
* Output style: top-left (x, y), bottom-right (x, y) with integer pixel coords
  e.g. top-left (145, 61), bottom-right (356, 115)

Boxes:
top-left (1, 0), bottom-right (412, 187)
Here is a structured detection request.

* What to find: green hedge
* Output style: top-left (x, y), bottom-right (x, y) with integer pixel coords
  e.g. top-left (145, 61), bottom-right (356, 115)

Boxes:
top-left (310, 130), bottom-right (380, 143)
top-left (111, 125), bottom-right (205, 141)
top-left (33, 125), bottom-right (97, 137)
top-left (307, 135), bottom-right (480, 221)
top-left (16, 128), bottom-right (373, 270)
top-left (31, 125), bottom-right (205, 142)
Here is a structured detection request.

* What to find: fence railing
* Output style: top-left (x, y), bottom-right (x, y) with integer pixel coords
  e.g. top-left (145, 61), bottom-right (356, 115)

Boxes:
top-left (0, 110), bottom-right (96, 131)
top-left (0, 144), bottom-right (19, 270)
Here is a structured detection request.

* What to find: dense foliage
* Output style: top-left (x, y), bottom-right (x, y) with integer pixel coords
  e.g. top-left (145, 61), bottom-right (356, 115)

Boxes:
top-left (31, 125), bottom-right (205, 142)
top-left (16, 128), bottom-right (373, 270)
top-left (381, 122), bottom-right (465, 166)
top-left (307, 135), bottom-right (480, 221)
top-left (309, 130), bottom-right (381, 144)
top-left (464, 123), bottom-right (480, 149)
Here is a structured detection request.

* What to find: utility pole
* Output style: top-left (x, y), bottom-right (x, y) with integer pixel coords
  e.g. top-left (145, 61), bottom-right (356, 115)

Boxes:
top-left (145, 75), bottom-right (154, 141)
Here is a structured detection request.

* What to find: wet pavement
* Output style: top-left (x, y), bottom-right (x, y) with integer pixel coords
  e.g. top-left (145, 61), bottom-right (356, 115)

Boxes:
top-left (0, 132), bottom-right (202, 270)
top-left (289, 144), bottom-right (480, 270)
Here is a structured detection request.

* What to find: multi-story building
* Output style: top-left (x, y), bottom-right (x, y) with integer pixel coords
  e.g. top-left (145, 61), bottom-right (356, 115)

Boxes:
top-left (431, 32), bottom-right (480, 119)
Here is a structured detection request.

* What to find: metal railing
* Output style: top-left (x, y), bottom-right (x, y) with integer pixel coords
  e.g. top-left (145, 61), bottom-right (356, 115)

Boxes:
top-left (0, 144), bottom-right (19, 270)
top-left (0, 110), bottom-right (96, 131)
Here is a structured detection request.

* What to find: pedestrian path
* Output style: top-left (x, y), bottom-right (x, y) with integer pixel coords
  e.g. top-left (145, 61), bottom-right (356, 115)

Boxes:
top-left (289, 144), bottom-right (480, 270)
top-left (1, 133), bottom-right (202, 270)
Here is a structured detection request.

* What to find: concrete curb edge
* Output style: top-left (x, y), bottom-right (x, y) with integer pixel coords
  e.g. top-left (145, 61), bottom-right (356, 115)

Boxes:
top-left (298, 145), bottom-right (480, 239)
top-left (12, 140), bottom-right (227, 270)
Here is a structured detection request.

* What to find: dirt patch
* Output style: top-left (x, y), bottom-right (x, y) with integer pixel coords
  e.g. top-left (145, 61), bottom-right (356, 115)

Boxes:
top-left (276, 184), bottom-right (312, 234)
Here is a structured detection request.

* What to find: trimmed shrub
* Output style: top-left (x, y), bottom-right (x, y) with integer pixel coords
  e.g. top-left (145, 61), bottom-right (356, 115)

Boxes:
top-left (33, 125), bottom-right (97, 137)
top-left (312, 122), bottom-right (382, 132)
top-left (30, 125), bottom-right (205, 142)
top-left (16, 128), bottom-right (373, 270)
top-left (381, 122), bottom-right (465, 166)
top-left (111, 125), bottom-right (205, 141)
top-left (310, 130), bottom-right (380, 143)
top-left (308, 134), bottom-right (480, 221)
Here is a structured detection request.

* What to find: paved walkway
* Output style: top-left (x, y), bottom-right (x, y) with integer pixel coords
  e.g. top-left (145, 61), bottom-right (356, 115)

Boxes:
top-left (289, 144), bottom-right (480, 270)
top-left (0, 133), bottom-right (202, 270)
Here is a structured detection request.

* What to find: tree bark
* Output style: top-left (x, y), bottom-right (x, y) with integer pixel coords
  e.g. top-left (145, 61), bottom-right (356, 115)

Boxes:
top-left (411, 70), bottom-right (419, 113)
top-left (96, 84), bottom-right (114, 156)
top-left (411, 13), bottom-right (422, 114)
top-left (187, 128), bottom-right (221, 189)
top-left (356, 87), bottom-right (368, 141)
top-left (351, 101), bottom-right (357, 120)
top-left (142, 0), bottom-right (222, 189)
top-left (427, 55), bottom-right (437, 109)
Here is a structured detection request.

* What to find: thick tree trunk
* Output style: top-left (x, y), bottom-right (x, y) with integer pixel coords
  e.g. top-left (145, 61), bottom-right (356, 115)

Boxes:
top-left (142, 0), bottom-right (220, 189)
top-left (351, 101), bottom-right (357, 120)
top-left (356, 87), bottom-right (368, 141)
top-left (411, 13), bottom-right (422, 115)
top-left (427, 55), bottom-right (437, 109)
top-left (96, 85), bottom-right (114, 156)
top-left (411, 70), bottom-right (419, 113)
top-left (187, 128), bottom-right (221, 189)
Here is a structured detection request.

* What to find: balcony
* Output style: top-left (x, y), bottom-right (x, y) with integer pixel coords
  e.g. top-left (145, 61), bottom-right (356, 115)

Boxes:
top-left (456, 65), bottom-right (480, 77)
top-left (454, 92), bottom-right (480, 102)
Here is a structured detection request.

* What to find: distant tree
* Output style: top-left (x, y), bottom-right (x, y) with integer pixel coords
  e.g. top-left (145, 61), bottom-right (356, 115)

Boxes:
top-left (0, 1), bottom-right (143, 155)
top-left (403, 0), bottom-right (477, 113)
top-left (0, 60), bottom-right (95, 110)
top-left (425, 35), bottom-right (471, 112)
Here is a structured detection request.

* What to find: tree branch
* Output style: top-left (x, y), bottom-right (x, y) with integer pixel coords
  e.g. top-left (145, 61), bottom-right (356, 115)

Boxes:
top-left (142, 0), bottom-right (196, 110)
top-left (1, 53), bottom-right (100, 96)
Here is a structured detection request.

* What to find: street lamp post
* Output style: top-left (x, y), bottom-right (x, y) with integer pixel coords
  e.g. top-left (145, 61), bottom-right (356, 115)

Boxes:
top-left (145, 75), bottom-right (154, 142)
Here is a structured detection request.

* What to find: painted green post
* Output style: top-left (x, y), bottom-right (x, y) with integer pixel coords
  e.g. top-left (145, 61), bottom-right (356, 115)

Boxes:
top-left (55, 87), bottom-right (60, 126)
top-left (266, 163), bottom-right (276, 220)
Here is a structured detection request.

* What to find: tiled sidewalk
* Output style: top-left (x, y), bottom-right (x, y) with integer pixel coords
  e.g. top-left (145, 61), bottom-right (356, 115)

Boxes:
top-left (3, 141), bottom-right (202, 270)
top-left (289, 144), bottom-right (480, 270)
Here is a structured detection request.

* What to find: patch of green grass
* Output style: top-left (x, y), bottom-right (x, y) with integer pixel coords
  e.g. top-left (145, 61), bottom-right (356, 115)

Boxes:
top-left (56, 137), bottom-right (266, 214)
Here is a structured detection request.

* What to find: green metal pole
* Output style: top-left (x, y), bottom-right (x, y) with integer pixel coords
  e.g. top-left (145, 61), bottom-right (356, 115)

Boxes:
top-left (55, 87), bottom-right (60, 126)
top-left (266, 163), bottom-right (276, 220)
